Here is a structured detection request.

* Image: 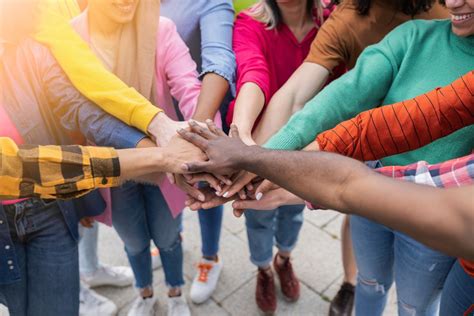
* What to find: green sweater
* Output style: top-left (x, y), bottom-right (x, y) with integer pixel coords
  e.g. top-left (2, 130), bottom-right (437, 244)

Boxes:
top-left (265, 19), bottom-right (474, 165)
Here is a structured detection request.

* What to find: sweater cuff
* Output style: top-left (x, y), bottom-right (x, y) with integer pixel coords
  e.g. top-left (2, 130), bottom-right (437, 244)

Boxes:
top-left (130, 106), bottom-right (162, 134)
top-left (263, 129), bottom-right (301, 150)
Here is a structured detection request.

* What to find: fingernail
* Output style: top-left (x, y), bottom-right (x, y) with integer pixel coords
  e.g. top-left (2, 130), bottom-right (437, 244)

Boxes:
top-left (223, 192), bottom-right (229, 198)
top-left (215, 191), bottom-right (221, 196)
top-left (199, 194), bottom-right (205, 202)
top-left (256, 192), bottom-right (263, 201)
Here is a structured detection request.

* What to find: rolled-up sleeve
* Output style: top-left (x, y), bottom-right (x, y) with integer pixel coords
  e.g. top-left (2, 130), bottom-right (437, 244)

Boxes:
top-left (199, 0), bottom-right (236, 91)
top-left (0, 137), bottom-right (120, 200)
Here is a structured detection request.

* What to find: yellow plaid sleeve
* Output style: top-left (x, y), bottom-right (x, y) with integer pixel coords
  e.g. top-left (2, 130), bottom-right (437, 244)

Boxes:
top-left (0, 137), bottom-right (121, 200)
top-left (33, 1), bottom-right (162, 134)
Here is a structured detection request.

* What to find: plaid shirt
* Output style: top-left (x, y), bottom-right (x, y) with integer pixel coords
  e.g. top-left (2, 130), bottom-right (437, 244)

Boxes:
top-left (0, 137), bottom-right (121, 199)
top-left (376, 154), bottom-right (474, 188)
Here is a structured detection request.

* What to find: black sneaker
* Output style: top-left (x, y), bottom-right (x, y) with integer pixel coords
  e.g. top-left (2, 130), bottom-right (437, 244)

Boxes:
top-left (329, 282), bottom-right (355, 316)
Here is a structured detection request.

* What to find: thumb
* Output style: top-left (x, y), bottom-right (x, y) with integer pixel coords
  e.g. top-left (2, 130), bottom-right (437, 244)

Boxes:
top-left (255, 180), bottom-right (276, 199)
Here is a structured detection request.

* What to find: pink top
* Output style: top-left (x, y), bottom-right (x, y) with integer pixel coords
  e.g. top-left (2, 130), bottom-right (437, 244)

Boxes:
top-left (0, 105), bottom-right (28, 205)
top-left (227, 8), bottom-right (341, 126)
top-left (71, 13), bottom-right (220, 218)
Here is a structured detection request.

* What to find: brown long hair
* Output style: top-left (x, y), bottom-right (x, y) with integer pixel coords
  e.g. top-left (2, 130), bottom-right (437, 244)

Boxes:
top-left (249, 0), bottom-right (323, 29)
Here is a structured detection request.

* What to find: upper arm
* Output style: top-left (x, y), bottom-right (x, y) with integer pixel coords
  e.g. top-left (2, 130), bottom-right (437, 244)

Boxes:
top-left (234, 14), bottom-right (270, 103)
top-left (41, 47), bottom-right (145, 149)
top-left (160, 19), bottom-right (202, 120)
top-left (199, 0), bottom-right (236, 84)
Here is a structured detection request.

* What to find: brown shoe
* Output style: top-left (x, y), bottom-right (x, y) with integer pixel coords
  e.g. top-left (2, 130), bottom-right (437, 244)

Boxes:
top-left (273, 255), bottom-right (300, 302)
top-left (256, 268), bottom-right (277, 315)
top-left (329, 282), bottom-right (354, 316)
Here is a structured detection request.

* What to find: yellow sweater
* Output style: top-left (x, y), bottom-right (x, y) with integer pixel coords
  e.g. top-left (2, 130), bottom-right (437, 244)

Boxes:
top-left (33, 0), bottom-right (162, 133)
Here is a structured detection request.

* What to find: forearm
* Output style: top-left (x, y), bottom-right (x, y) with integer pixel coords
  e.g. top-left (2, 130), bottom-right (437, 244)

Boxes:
top-left (232, 82), bottom-right (265, 140)
top-left (264, 47), bottom-right (395, 151)
top-left (239, 147), bottom-right (360, 210)
top-left (254, 63), bottom-right (329, 144)
top-left (193, 73), bottom-right (229, 121)
top-left (239, 147), bottom-right (474, 259)
top-left (316, 70), bottom-right (474, 161)
top-left (117, 147), bottom-right (168, 181)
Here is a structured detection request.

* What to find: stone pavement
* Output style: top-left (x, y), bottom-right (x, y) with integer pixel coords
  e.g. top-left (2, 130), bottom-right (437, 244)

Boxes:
top-left (0, 205), bottom-right (398, 316)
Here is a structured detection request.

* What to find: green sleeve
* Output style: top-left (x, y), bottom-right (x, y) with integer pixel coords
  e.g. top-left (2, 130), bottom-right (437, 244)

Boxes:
top-left (263, 22), bottom-right (415, 150)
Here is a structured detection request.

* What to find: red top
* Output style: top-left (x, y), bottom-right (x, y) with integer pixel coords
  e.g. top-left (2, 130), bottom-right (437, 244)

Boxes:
top-left (226, 9), bottom-right (343, 126)
top-left (316, 70), bottom-right (474, 161)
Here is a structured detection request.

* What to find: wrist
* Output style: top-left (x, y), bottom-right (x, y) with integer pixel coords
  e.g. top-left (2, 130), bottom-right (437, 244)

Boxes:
top-left (238, 145), bottom-right (263, 170)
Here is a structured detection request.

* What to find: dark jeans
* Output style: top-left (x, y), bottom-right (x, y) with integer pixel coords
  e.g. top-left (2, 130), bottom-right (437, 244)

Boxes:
top-left (0, 199), bottom-right (79, 316)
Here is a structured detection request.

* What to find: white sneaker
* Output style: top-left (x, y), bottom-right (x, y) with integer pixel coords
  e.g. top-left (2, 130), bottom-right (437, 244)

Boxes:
top-left (79, 284), bottom-right (118, 316)
top-left (167, 295), bottom-right (191, 316)
top-left (190, 258), bottom-right (223, 304)
top-left (127, 295), bottom-right (158, 316)
top-left (81, 265), bottom-right (134, 288)
top-left (151, 247), bottom-right (162, 270)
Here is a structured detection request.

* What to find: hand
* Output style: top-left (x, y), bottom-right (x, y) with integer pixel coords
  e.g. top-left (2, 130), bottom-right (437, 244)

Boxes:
top-left (80, 216), bottom-right (95, 228)
top-left (161, 135), bottom-right (207, 174)
top-left (178, 120), bottom-right (250, 176)
top-left (185, 186), bottom-right (235, 211)
top-left (147, 112), bottom-right (189, 147)
top-left (231, 188), bottom-right (304, 217)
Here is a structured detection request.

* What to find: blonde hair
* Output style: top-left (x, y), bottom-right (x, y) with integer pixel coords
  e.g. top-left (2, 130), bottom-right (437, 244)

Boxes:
top-left (249, 0), bottom-right (324, 30)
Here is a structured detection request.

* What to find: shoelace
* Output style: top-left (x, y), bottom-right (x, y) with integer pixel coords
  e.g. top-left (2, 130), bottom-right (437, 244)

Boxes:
top-left (197, 263), bottom-right (213, 282)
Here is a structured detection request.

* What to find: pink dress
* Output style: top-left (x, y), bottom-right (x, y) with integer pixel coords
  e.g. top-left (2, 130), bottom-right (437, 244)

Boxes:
top-left (71, 13), bottom-right (221, 221)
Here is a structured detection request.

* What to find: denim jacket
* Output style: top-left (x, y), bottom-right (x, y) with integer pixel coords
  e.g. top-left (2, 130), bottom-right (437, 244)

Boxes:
top-left (161, 0), bottom-right (236, 94)
top-left (0, 38), bottom-right (145, 284)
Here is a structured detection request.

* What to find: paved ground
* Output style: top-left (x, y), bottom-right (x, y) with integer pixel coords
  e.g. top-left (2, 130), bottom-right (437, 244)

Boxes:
top-left (0, 204), bottom-right (398, 316)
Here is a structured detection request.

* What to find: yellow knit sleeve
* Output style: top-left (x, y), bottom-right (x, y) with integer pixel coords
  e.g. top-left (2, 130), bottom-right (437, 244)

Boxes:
top-left (33, 1), bottom-right (162, 134)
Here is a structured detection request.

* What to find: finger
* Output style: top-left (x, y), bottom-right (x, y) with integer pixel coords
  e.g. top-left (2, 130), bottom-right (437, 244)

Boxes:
top-left (232, 199), bottom-right (264, 211)
top-left (189, 201), bottom-right (203, 211)
top-left (183, 161), bottom-right (214, 174)
top-left (233, 208), bottom-right (244, 218)
top-left (205, 119), bottom-right (226, 136)
top-left (238, 189), bottom-right (246, 200)
top-left (181, 181), bottom-right (206, 202)
top-left (167, 172), bottom-right (176, 184)
top-left (177, 128), bottom-right (208, 151)
top-left (255, 180), bottom-right (278, 199)
top-left (229, 123), bottom-right (240, 139)
top-left (215, 174), bottom-right (232, 186)
top-left (220, 172), bottom-right (256, 199)
top-left (184, 173), bottom-right (222, 192)
top-left (188, 120), bottom-right (216, 140)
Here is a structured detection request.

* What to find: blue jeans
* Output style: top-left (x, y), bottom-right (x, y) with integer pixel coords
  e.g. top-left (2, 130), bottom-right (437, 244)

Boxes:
top-left (245, 204), bottom-right (305, 267)
top-left (111, 182), bottom-right (184, 288)
top-left (351, 215), bottom-right (455, 316)
top-left (0, 199), bottom-right (79, 316)
top-left (440, 260), bottom-right (474, 315)
top-left (198, 206), bottom-right (223, 257)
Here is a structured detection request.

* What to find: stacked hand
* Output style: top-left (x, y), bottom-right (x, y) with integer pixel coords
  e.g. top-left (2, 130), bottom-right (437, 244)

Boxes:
top-left (173, 120), bottom-right (303, 216)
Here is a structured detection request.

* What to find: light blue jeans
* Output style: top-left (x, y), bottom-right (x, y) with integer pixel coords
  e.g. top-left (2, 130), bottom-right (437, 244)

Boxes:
top-left (111, 182), bottom-right (184, 288)
top-left (350, 215), bottom-right (455, 316)
top-left (245, 204), bottom-right (305, 267)
top-left (440, 260), bottom-right (474, 315)
top-left (0, 199), bottom-right (79, 316)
